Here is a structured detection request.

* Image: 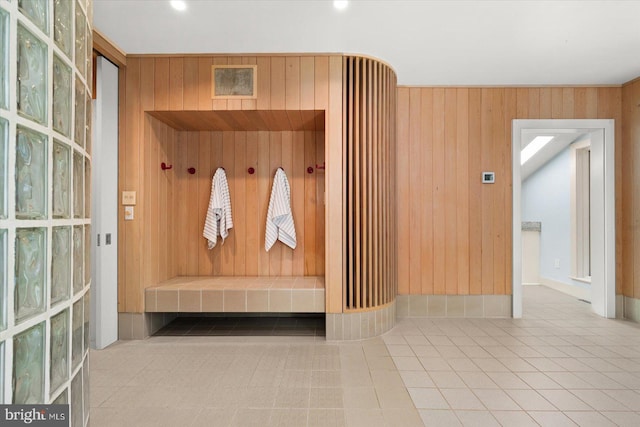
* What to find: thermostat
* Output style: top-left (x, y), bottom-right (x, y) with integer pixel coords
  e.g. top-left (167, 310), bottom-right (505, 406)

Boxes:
top-left (482, 172), bottom-right (495, 184)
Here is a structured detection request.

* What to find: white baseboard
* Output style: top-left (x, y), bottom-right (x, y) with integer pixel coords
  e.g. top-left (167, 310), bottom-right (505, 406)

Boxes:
top-left (540, 277), bottom-right (590, 301)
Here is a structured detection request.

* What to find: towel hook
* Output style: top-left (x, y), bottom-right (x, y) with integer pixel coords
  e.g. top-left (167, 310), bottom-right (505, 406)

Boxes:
top-left (161, 162), bottom-right (173, 170)
top-left (307, 167), bottom-right (314, 174)
top-left (187, 167), bottom-right (196, 174)
top-left (248, 167), bottom-right (255, 175)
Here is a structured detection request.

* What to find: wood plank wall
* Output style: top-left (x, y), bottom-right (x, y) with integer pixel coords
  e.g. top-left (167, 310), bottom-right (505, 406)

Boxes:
top-left (343, 56), bottom-right (398, 311)
top-left (119, 55), bottom-right (343, 314)
top-left (397, 87), bottom-right (623, 296)
top-left (622, 79), bottom-right (640, 300)
top-left (170, 129), bottom-right (325, 277)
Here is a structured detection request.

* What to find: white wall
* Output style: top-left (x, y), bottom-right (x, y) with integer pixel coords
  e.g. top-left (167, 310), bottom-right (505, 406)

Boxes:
top-left (522, 147), bottom-right (589, 290)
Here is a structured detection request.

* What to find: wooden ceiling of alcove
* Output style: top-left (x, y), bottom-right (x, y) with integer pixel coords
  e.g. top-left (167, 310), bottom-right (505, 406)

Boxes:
top-left (147, 110), bottom-right (325, 132)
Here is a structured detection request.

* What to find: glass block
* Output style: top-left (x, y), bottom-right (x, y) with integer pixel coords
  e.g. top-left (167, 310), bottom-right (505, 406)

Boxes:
top-left (0, 8), bottom-right (8, 110)
top-left (51, 226), bottom-right (71, 305)
top-left (0, 117), bottom-right (7, 218)
top-left (53, 0), bottom-right (73, 59)
top-left (73, 150), bottom-right (83, 217)
top-left (83, 225), bottom-right (90, 285)
top-left (15, 228), bottom-right (46, 323)
top-left (13, 322), bottom-right (45, 403)
top-left (71, 298), bottom-right (82, 369)
top-left (52, 388), bottom-right (68, 405)
top-left (53, 56), bottom-right (72, 137)
top-left (50, 309), bottom-right (69, 393)
top-left (83, 292), bottom-right (89, 353)
top-left (82, 358), bottom-right (89, 424)
top-left (74, 77), bottom-right (84, 147)
top-left (18, 0), bottom-right (48, 35)
top-left (53, 140), bottom-right (70, 218)
top-left (72, 225), bottom-right (83, 294)
top-left (84, 157), bottom-right (90, 218)
top-left (17, 24), bottom-right (47, 125)
top-left (85, 23), bottom-right (92, 84)
top-left (74, 3), bottom-right (86, 78)
top-left (16, 125), bottom-right (47, 219)
top-left (1, 229), bottom-right (6, 331)
top-left (70, 370), bottom-right (82, 427)
top-left (85, 90), bottom-right (91, 155)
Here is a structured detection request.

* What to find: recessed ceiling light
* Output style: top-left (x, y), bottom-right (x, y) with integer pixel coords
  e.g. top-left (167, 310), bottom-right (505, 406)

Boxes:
top-left (170, 0), bottom-right (187, 11)
top-left (334, 0), bottom-right (349, 11)
top-left (521, 136), bottom-right (554, 165)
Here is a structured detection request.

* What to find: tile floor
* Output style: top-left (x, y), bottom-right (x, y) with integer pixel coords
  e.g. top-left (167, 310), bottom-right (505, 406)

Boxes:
top-left (90, 286), bottom-right (640, 426)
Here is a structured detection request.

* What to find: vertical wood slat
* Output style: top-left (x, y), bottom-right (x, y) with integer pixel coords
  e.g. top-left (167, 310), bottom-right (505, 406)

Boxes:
top-left (343, 56), bottom-right (397, 311)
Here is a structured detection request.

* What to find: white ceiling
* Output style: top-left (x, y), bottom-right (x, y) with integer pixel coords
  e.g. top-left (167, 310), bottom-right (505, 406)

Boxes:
top-left (93, 0), bottom-right (640, 86)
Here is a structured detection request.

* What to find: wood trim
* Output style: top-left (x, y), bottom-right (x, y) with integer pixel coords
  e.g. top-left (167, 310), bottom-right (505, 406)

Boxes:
top-left (93, 29), bottom-right (127, 68)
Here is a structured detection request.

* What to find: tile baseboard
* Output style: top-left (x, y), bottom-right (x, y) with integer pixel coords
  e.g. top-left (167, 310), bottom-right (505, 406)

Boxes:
top-left (326, 302), bottom-right (396, 341)
top-left (396, 294), bottom-right (512, 318)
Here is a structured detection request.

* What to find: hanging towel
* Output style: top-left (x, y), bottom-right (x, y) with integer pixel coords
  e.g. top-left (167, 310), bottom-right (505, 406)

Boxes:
top-left (265, 168), bottom-right (297, 251)
top-left (203, 167), bottom-right (233, 249)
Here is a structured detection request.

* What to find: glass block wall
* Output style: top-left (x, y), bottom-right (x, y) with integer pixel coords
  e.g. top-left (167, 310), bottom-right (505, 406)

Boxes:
top-left (0, 1), bottom-right (92, 425)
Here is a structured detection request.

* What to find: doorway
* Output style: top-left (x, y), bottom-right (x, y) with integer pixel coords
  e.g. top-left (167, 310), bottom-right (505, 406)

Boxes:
top-left (512, 120), bottom-right (615, 319)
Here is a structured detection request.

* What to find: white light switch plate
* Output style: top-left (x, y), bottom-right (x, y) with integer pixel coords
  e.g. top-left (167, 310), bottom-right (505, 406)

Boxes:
top-left (122, 191), bottom-right (136, 205)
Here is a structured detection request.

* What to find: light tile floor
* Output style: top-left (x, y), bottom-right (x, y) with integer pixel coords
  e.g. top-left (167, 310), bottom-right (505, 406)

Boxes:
top-left (90, 286), bottom-right (640, 426)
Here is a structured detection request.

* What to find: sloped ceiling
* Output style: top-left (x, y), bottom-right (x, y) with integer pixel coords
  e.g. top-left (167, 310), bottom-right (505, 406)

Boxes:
top-left (93, 0), bottom-right (640, 86)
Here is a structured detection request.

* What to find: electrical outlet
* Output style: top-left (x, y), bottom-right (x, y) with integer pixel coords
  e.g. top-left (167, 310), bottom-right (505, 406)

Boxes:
top-left (554, 258), bottom-right (560, 268)
top-left (124, 206), bottom-right (134, 220)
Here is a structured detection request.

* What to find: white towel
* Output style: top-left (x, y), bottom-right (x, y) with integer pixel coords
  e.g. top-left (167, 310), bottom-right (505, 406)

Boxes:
top-left (203, 168), bottom-right (233, 249)
top-left (265, 168), bottom-right (297, 251)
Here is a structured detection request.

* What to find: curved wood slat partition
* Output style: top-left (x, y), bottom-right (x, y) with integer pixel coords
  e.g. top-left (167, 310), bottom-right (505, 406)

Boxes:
top-left (343, 56), bottom-right (397, 311)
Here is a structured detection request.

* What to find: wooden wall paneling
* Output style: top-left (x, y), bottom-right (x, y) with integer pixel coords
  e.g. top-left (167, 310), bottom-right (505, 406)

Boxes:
top-left (304, 131), bottom-right (317, 276)
top-left (186, 132), bottom-right (200, 275)
top-left (198, 57), bottom-right (213, 110)
top-left (174, 132), bottom-right (188, 275)
top-left (408, 88), bottom-right (422, 295)
top-left (300, 57), bottom-right (315, 110)
top-left (286, 57), bottom-right (301, 109)
top-left (271, 57), bottom-right (286, 110)
top-left (527, 88), bottom-right (540, 119)
top-left (169, 57), bottom-right (184, 111)
top-left (367, 59), bottom-right (374, 307)
top-left (219, 131), bottom-right (236, 274)
top-left (539, 87), bottom-right (552, 118)
top-left (373, 61), bottom-right (380, 306)
top-left (292, 131), bottom-right (306, 276)
top-left (257, 131), bottom-right (271, 275)
top-left (154, 58), bottom-right (170, 110)
top-left (183, 57), bottom-right (199, 109)
top-left (257, 57), bottom-right (271, 110)
top-left (562, 88), bottom-right (574, 119)
top-left (315, 131), bottom-right (325, 276)
top-left (551, 87), bottom-right (563, 118)
top-left (233, 132), bottom-right (248, 275)
top-left (420, 88), bottom-right (434, 295)
top-left (516, 88), bottom-right (529, 118)
top-left (212, 57), bottom-right (229, 110)
top-left (245, 132), bottom-right (260, 275)
top-left (396, 88), bottom-right (410, 295)
top-left (117, 66), bottom-right (127, 311)
top-left (468, 89), bottom-right (482, 294)
top-left (480, 89), bottom-right (494, 294)
top-left (281, 131), bottom-right (294, 275)
top-left (492, 89), bottom-right (506, 295)
top-left (124, 58), bottom-right (142, 312)
top-left (432, 88), bottom-right (446, 294)
top-left (585, 88), bottom-right (599, 119)
top-left (327, 55), bottom-right (343, 313)
top-left (574, 88), bottom-right (587, 118)
top-left (140, 58), bottom-right (155, 297)
top-left (268, 132), bottom-right (283, 275)
top-left (504, 88), bottom-right (517, 296)
top-left (354, 58), bottom-right (362, 308)
top-left (456, 89), bottom-right (470, 295)
top-left (631, 82), bottom-right (640, 298)
top-left (444, 88), bottom-right (458, 295)
top-left (208, 132), bottom-right (223, 275)
top-left (197, 132), bottom-right (213, 275)
top-left (241, 57), bottom-right (258, 110)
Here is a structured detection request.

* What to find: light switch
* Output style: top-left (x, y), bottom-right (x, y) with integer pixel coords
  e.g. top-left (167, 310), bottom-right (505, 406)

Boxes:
top-left (122, 191), bottom-right (136, 205)
top-left (124, 206), bottom-right (134, 220)
top-left (482, 172), bottom-right (495, 184)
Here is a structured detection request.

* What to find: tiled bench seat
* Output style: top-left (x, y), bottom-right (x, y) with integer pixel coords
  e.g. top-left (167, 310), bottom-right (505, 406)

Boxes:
top-left (145, 276), bottom-right (325, 313)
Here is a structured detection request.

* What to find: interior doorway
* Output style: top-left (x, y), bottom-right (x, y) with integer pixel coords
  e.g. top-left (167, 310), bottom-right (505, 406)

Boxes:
top-left (512, 120), bottom-right (615, 319)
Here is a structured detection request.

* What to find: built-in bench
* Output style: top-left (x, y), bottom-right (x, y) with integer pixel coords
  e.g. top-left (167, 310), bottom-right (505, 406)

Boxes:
top-left (145, 276), bottom-right (325, 313)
